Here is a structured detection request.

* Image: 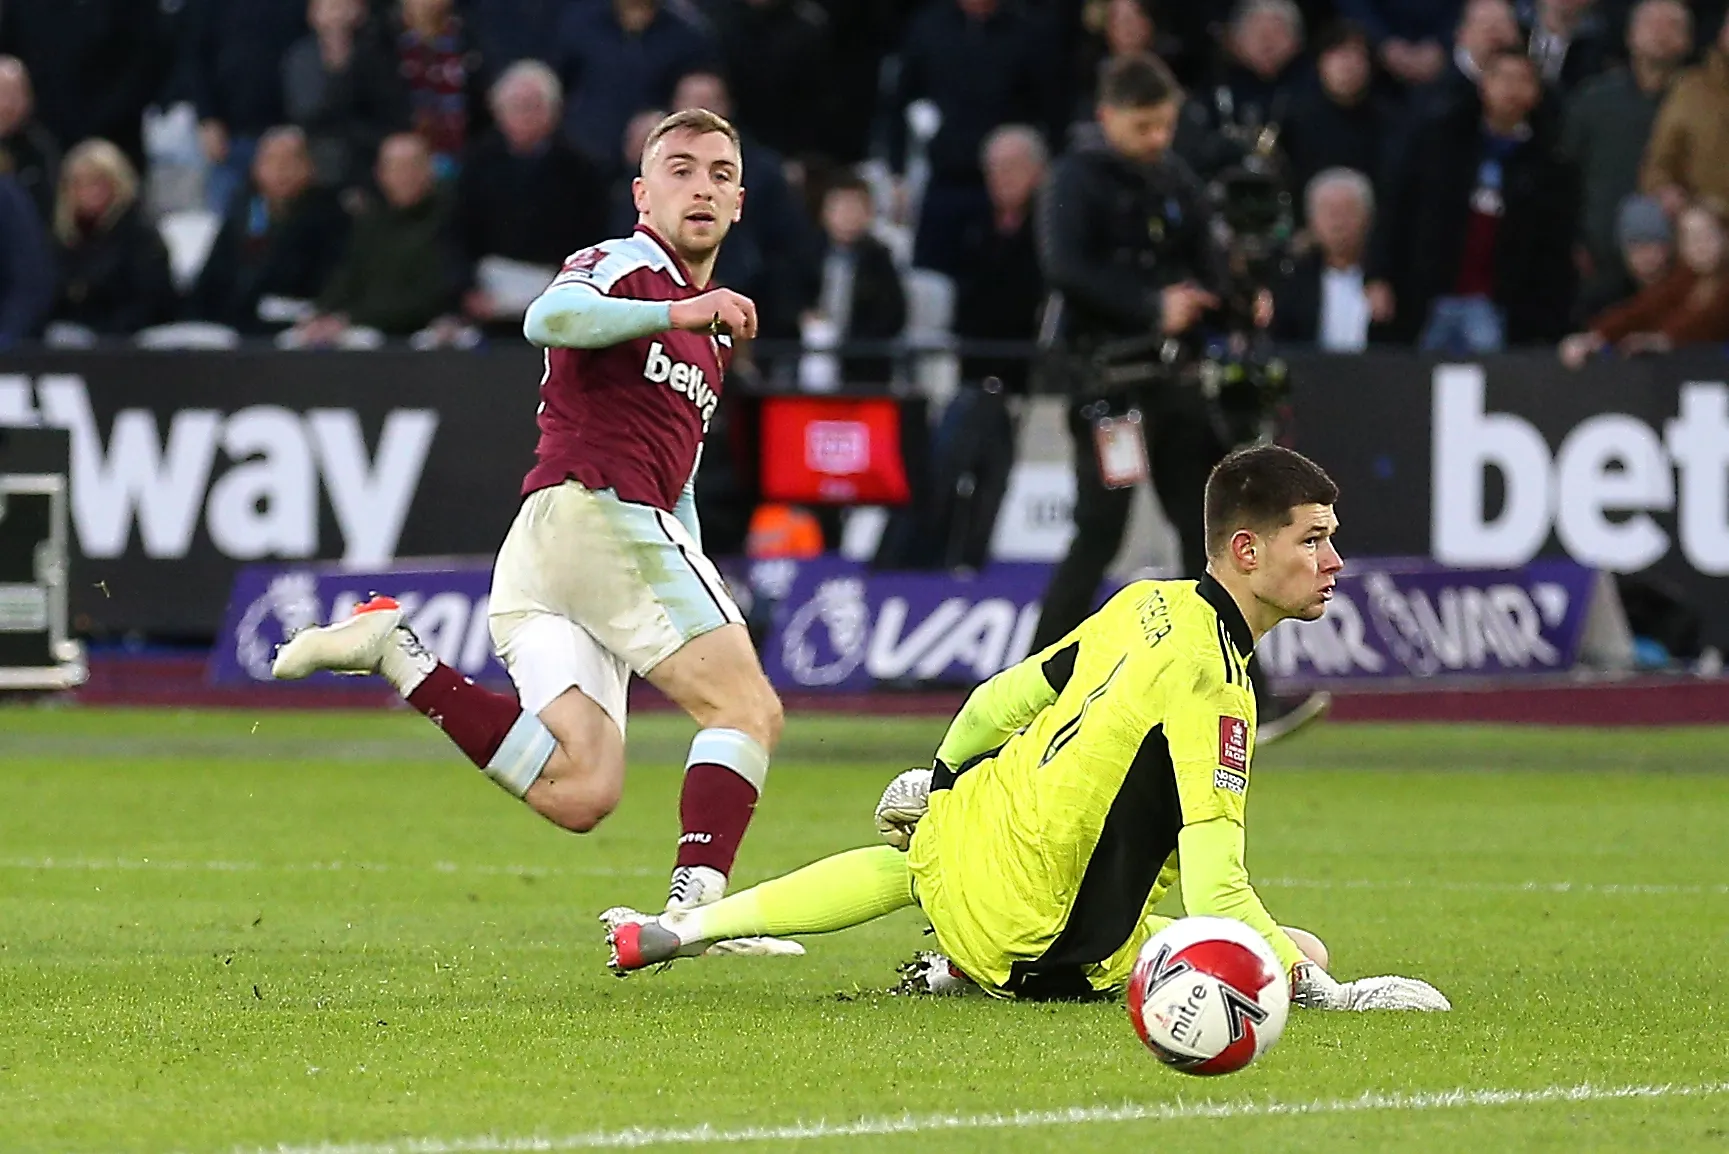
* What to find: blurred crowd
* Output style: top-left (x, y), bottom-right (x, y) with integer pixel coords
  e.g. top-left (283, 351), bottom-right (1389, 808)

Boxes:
top-left (0, 0), bottom-right (1727, 369)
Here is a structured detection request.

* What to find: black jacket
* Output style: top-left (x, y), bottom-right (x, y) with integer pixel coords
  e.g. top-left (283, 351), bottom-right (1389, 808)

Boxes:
top-left (953, 212), bottom-right (1044, 392)
top-left (705, 0), bottom-right (836, 161)
top-left (0, 120), bottom-right (61, 224)
top-left (1037, 133), bottom-right (1225, 349)
top-left (454, 134), bottom-right (609, 283)
top-left (178, 0), bottom-right (308, 136)
top-left (889, 0), bottom-right (1061, 182)
top-left (1369, 99), bottom-right (1578, 345)
top-left (1279, 86), bottom-right (1398, 209)
top-left (0, 0), bottom-right (165, 165)
top-left (820, 234), bottom-right (906, 387)
top-left (1271, 250), bottom-right (1393, 346)
top-left (49, 204), bottom-right (176, 335)
top-left (189, 187), bottom-right (350, 333)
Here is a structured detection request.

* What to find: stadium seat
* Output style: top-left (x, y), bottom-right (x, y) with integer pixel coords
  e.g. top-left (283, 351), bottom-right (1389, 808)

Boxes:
top-left (157, 210), bottom-right (223, 292)
top-left (133, 322), bottom-right (241, 350)
top-left (902, 268), bottom-right (959, 408)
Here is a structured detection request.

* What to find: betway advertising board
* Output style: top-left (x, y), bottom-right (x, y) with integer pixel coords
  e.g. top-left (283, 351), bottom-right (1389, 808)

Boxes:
top-left (0, 349), bottom-right (544, 637)
top-left (209, 554), bottom-right (1606, 692)
top-left (1289, 351), bottom-right (1729, 650)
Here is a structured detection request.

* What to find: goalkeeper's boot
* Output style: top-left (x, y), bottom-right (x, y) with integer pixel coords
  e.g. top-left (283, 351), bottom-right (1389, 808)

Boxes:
top-left (597, 867), bottom-right (805, 965)
top-left (271, 594), bottom-right (407, 680)
top-left (893, 951), bottom-right (980, 996)
top-left (605, 909), bottom-right (710, 975)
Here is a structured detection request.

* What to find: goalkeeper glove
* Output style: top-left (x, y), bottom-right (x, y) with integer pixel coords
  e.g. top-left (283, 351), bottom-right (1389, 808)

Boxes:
top-left (874, 766), bottom-right (934, 851)
top-left (1290, 960), bottom-right (1453, 1012)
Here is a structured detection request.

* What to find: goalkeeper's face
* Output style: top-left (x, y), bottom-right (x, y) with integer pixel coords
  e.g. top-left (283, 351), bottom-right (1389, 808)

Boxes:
top-left (1251, 503), bottom-right (1343, 623)
top-left (634, 128), bottom-right (744, 261)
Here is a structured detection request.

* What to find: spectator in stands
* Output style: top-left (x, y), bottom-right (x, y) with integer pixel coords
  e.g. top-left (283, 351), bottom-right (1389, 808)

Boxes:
top-left (609, 109), bottom-right (668, 237)
top-left (1560, 198), bottom-right (1729, 365)
top-left (1280, 22), bottom-right (1397, 207)
top-left (953, 125), bottom-right (1047, 394)
top-left (188, 126), bottom-right (349, 335)
top-left (1209, 0), bottom-right (1307, 137)
top-left (45, 140), bottom-right (176, 337)
top-left (0, 0), bottom-right (165, 168)
top-left (703, 0), bottom-right (836, 164)
top-left (296, 132), bottom-right (455, 342)
top-left (1526, 0), bottom-right (1611, 92)
top-left (1642, 10), bottom-right (1729, 215)
top-left (555, 0), bottom-right (715, 176)
top-left (466, 0), bottom-right (565, 75)
top-left (890, 0), bottom-right (1060, 277)
top-left (0, 56), bottom-right (58, 224)
top-left (396, 0), bottom-right (487, 180)
top-left (1338, 0), bottom-right (1464, 88)
top-left (180, 0), bottom-right (309, 214)
top-left (1369, 50), bottom-right (1578, 351)
top-left (283, 0), bottom-right (411, 193)
top-left (1274, 168), bottom-right (1384, 350)
top-left (1070, 0), bottom-right (1158, 125)
top-left (0, 173), bottom-right (54, 347)
top-left (1415, 0), bottom-right (1521, 120)
top-left (1564, 0), bottom-right (1691, 307)
top-left (1572, 191), bottom-right (1675, 320)
top-left (455, 62), bottom-right (607, 336)
top-left (807, 172), bottom-right (906, 387)
top-left (670, 69), bottom-right (817, 340)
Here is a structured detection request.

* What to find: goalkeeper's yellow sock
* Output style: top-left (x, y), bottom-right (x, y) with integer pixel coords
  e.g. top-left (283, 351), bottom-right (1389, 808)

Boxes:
top-left (682, 846), bottom-right (914, 942)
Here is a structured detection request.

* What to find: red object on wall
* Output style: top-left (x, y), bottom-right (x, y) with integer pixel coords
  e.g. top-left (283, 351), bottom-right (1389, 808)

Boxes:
top-left (759, 396), bottom-right (911, 505)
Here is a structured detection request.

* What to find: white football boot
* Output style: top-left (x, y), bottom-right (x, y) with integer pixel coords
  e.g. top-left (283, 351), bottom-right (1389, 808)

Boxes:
top-left (271, 594), bottom-right (406, 679)
top-left (599, 864), bottom-right (805, 970)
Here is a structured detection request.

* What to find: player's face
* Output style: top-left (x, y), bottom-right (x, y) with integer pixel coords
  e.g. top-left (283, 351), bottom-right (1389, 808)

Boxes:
top-left (633, 128), bottom-right (744, 259)
top-left (1097, 99), bottom-right (1178, 165)
top-left (1254, 504), bottom-right (1343, 623)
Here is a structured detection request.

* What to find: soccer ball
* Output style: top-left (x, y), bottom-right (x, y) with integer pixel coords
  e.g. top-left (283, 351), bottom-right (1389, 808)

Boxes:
top-left (1125, 916), bottom-right (1290, 1076)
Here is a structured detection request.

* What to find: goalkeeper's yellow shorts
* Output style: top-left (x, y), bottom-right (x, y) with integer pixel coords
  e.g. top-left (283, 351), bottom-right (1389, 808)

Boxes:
top-left (907, 775), bottom-right (1171, 998)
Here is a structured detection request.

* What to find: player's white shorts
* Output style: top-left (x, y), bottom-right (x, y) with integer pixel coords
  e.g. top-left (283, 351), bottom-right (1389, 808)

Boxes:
top-left (488, 480), bottom-right (744, 731)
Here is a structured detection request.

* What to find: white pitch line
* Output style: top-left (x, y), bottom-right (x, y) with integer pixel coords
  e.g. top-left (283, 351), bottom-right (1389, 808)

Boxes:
top-left (234, 1081), bottom-right (1729, 1154)
top-left (2, 858), bottom-right (1719, 895)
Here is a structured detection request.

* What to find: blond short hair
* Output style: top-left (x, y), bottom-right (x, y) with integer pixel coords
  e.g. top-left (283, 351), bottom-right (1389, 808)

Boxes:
top-left (55, 138), bottom-right (139, 243)
top-left (640, 108), bottom-right (742, 174)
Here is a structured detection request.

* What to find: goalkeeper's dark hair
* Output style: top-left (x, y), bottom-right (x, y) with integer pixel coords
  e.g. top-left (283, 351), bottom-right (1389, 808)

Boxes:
top-left (1204, 445), bottom-right (1339, 557)
top-left (1098, 52), bottom-right (1182, 110)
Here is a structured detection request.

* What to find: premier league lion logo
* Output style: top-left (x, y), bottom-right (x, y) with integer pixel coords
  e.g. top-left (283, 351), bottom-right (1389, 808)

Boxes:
top-left (780, 578), bottom-right (870, 687)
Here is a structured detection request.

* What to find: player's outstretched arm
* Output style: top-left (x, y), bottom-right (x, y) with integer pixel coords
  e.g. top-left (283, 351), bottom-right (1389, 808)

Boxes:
top-left (522, 284), bottom-right (759, 349)
top-left (1175, 818), bottom-right (1451, 1011)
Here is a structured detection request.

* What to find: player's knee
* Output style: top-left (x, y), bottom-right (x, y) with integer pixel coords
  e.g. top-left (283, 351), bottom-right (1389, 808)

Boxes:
top-left (541, 778), bottom-right (621, 834)
top-left (1283, 925), bottom-right (1329, 971)
top-left (756, 689), bottom-right (785, 751)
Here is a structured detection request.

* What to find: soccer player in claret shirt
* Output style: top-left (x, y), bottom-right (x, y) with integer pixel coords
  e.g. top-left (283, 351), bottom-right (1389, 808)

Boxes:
top-left (606, 446), bottom-right (1452, 1012)
top-left (273, 109), bottom-right (797, 954)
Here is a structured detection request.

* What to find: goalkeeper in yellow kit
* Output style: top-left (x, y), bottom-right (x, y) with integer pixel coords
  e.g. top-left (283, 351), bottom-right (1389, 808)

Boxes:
top-left (604, 445), bottom-right (1450, 1011)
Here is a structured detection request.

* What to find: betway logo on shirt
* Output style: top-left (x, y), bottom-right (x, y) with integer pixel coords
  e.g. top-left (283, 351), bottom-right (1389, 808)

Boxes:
top-left (643, 341), bottom-right (718, 430)
top-left (0, 374), bottom-right (437, 563)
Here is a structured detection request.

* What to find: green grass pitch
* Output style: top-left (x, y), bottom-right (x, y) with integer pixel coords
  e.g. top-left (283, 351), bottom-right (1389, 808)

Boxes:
top-left (2, 706), bottom-right (1728, 1153)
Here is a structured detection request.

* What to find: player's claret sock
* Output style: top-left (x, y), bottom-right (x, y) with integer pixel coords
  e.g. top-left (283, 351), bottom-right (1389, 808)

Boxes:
top-left (272, 596), bottom-right (556, 798)
top-left (672, 728), bottom-right (769, 897)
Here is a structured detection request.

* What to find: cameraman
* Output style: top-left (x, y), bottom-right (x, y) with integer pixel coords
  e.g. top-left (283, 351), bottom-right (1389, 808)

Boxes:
top-left (1030, 52), bottom-right (1229, 651)
top-left (1031, 52), bottom-right (1329, 743)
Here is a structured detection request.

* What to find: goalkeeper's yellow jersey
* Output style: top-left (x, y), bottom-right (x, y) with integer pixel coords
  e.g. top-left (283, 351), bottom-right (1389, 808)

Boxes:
top-left (907, 574), bottom-right (1304, 998)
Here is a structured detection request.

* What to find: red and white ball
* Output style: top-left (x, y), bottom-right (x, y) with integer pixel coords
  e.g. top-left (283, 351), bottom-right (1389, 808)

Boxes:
top-left (1125, 916), bottom-right (1290, 1076)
